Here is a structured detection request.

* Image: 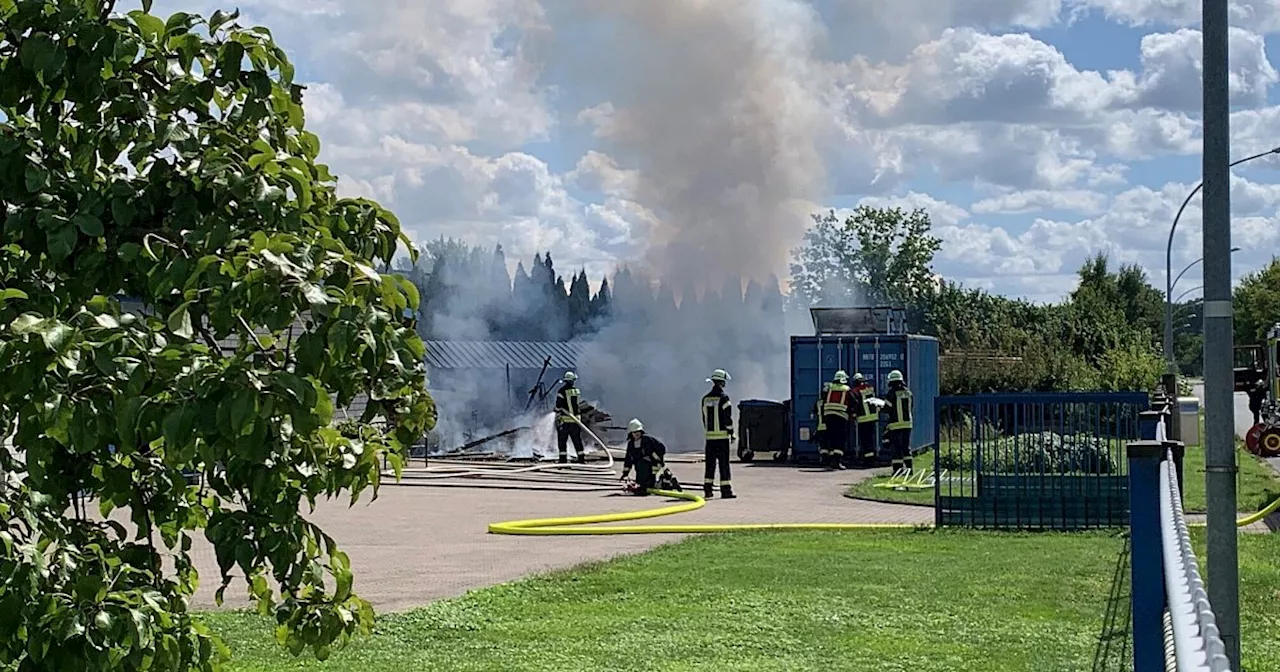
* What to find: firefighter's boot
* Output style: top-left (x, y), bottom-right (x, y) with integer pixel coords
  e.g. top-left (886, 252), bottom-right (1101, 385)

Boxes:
top-left (575, 454), bottom-right (586, 465)
top-left (703, 484), bottom-right (715, 499)
top-left (720, 484), bottom-right (736, 500)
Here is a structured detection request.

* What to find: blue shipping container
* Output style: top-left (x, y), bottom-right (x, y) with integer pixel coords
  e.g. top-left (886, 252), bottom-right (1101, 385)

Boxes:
top-left (790, 334), bottom-right (940, 461)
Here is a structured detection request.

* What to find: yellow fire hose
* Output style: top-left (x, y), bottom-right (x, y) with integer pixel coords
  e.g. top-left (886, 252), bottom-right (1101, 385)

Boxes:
top-left (487, 488), bottom-right (928, 536)
top-left (1237, 494), bottom-right (1280, 527)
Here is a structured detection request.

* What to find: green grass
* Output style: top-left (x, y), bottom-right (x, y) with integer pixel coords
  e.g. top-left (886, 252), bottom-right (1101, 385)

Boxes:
top-left (203, 529), bottom-right (1280, 671)
top-left (847, 443), bottom-right (1280, 514)
top-left (1178, 443), bottom-right (1280, 513)
top-left (845, 449), bottom-right (944, 506)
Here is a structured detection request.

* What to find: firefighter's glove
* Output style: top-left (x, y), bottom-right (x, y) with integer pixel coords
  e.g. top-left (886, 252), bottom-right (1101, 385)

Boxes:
top-left (619, 470), bottom-right (629, 481)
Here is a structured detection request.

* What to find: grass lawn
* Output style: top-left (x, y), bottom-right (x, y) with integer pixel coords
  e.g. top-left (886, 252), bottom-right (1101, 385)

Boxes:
top-left (1179, 444), bottom-right (1280, 513)
top-left (201, 529), bottom-right (1280, 672)
top-left (847, 444), bottom-right (1280, 515)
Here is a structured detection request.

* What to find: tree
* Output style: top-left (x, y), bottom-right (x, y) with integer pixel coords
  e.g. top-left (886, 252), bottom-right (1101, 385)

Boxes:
top-left (0, 3), bottom-right (435, 670)
top-left (787, 210), bottom-right (861, 309)
top-left (788, 207), bottom-right (941, 310)
top-left (1234, 257), bottom-right (1280, 347)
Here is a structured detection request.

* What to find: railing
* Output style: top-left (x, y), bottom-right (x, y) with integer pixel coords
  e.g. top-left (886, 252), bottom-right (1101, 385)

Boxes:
top-left (933, 392), bottom-right (1149, 530)
top-left (1129, 405), bottom-right (1231, 671)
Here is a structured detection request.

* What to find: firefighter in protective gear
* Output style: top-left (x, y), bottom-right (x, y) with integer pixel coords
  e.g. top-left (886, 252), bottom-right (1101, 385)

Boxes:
top-left (811, 382), bottom-right (831, 452)
top-left (880, 369), bottom-right (914, 474)
top-left (701, 368), bottom-right (736, 499)
top-left (620, 419), bottom-right (681, 495)
top-left (554, 371), bottom-right (586, 464)
top-left (850, 372), bottom-right (880, 466)
top-left (818, 371), bottom-right (854, 470)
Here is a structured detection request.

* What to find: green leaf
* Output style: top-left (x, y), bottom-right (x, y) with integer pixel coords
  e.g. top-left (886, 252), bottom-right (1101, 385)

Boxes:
top-left (41, 322), bottom-right (74, 351)
top-left (167, 302), bottom-right (194, 339)
top-left (219, 40), bottom-right (244, 78)
top-left (230, 390), bottom-right (257, 438)
top-left (0, 288), bottom-right (28, 304)
top-left (127, 10), bottom-right (166, 41)
top-left (73, 213), bottom-right (104, 237)
top-left (24, 164), bottom-right (47, 192)
top-left (18, 33), bottom-right (65, 81)
top-left (46, 223), bottom-right (77, 261)
top-left (302, 283), bottom-right (329, 307)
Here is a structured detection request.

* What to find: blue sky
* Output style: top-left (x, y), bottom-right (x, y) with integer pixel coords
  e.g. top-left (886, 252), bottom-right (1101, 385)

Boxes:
top-left (162, 0), bottom-right (1280, 304)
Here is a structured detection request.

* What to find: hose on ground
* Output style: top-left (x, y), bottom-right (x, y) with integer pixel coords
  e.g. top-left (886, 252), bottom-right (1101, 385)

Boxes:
top-left (487, 488), bottom-right (929, 536)
top-left (1237, 493), bottom-right (1280, 527)
top-left (384, 417), bottom-right (636, 488)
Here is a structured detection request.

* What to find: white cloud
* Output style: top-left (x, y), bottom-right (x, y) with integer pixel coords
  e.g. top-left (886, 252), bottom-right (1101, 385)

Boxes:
top-left (1071, 0), bottom-right (1280, 33)
top-left (137, 0), bottom-right (1280, 302)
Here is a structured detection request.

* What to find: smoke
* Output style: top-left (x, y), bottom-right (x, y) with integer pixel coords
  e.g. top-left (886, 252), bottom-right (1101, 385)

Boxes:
top-left (548, 0), bottom-right (832, 289)
top-left (409, 1), bottom-right (878, 451)
top-left (531, 1), bottom-right (833, 449)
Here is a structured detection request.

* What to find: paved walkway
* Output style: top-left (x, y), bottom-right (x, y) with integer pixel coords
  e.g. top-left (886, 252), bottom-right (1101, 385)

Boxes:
top-left (183, 461), bottom-right (930, 612)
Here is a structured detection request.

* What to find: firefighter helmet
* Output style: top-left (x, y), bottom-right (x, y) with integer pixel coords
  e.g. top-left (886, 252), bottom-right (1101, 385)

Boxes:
top-left (888, 369), bottom-right (904, 383)
top-left (707, 368), bottom-right (731, 383)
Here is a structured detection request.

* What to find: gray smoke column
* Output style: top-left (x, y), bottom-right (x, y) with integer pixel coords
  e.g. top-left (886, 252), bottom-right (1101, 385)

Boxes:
top-left (539, 0), bottom-right (834, 450)
top-left (559, 0), bottom-right (831, 289)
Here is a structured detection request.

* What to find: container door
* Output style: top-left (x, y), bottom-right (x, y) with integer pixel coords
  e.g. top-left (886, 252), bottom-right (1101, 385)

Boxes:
top-left (791, 337), bottom-right (843, 459)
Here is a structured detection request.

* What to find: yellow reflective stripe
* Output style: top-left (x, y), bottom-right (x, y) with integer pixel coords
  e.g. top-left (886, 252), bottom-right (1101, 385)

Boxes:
top-left (887, 391), bottom-right (913, 430)
top-left (855, 388), bottom-right (878, 423)
top-left (705, 431), bottom-right (730, 439)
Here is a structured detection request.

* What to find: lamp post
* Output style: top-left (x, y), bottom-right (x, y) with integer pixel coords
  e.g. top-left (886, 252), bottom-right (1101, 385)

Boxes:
top-left (1164, 151), bottom-right (1277, 371)
top-left (1170, 247), bottom-right (1241, 300)
top-left (1174, 285), bottom-right (1203, 305)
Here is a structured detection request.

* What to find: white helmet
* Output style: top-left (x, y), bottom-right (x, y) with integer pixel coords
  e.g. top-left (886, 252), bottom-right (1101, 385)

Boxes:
top-left (563, 370), bottom-right (578, 382)
top-left (707, 368), bottom-right (731, 383)
top-left (887, 369), bottom-right (904, 383)
top-left (627, 418), bottom-right (644, 433)
top-left (853, 372), bottom-right (865, 382)
top-left (833, 370), bottom-right (849, 384)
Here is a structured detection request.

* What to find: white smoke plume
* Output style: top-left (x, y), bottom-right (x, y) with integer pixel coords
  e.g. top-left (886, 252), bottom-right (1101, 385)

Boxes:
top-left (538, 0), bottom-right (835, 449)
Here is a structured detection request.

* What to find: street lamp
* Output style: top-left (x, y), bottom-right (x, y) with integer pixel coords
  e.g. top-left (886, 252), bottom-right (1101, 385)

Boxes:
top-left (1163, 146), bottom-right (1280, 369)
top-left (1171, 247), bottom-right (1241, 297)
top-left (1174, 285), bottom-right (1203, 305)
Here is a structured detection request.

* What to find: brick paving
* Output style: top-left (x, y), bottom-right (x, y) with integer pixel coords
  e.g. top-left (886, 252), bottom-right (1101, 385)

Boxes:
top-left (183, 459), bottom-right (930, 612)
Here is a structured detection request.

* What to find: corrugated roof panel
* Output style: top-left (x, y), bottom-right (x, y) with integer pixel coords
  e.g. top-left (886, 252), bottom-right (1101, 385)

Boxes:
top-left (424, 340), bottom-right (587, 370)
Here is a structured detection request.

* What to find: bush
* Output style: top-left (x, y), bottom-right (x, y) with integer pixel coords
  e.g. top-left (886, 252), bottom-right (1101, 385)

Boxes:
top-left (937, 431), bottom-right (1118, 475)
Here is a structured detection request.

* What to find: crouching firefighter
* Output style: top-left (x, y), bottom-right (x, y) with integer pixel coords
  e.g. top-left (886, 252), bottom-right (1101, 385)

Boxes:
top-left (819, 371), bottom-right (854, 470)
top-left (701, 368), bottom-right (736, 499)
top-left (555, 371), bottom-right (586, 464)
top-left (619, 419), bottom-right (682, 495)
top-left (880, 369), bottom-right (914, 474)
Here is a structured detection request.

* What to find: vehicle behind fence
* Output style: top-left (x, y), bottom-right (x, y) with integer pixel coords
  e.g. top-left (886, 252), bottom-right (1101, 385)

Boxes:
top-left (933, 392), bottom-right (1150, 530)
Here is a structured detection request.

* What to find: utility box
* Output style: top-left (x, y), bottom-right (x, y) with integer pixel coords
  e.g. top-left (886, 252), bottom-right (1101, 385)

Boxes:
top-left (736, 399), bottom-right (789, 462)
top-left (790, 308), bottom-right (940, 464)
top-left (1177, 396), bottom-right (1201, 447)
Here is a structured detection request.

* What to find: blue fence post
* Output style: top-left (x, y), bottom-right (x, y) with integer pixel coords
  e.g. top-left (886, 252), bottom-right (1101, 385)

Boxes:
top-left (1138, 409), bottom-right (1161, 441)
top-left (1127, 439), bottom-right (1165, 671)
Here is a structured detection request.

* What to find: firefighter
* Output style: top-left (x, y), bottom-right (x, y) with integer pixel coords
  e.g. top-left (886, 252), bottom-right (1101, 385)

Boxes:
top-left (701, 368), bottom-right (736, 499)
top-left (851, 372), bottom-right (880, 467)
top-left (880, 369), bottom-right (914, 474)
top-left (819, 371), bottom-right (854, 470)
top-left (619, 418), bottom-right (681, 495)
top-left (811, 382), bottom-right (831, 457)
top-left (1248, 376), bottom-right (1267, 426)
top-left (554, 370), bottom-right (586, 464)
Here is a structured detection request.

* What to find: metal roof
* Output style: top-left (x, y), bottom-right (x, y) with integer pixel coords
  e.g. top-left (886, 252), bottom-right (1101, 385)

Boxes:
top-left (425, 340), bottom-right (587, 370)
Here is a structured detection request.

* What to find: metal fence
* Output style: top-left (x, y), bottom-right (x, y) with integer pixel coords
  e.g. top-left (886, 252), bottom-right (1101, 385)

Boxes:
top-left (933, 392), bottom-right (1150, 530)
top-left (1127, 415), bottom-right (1232, 672)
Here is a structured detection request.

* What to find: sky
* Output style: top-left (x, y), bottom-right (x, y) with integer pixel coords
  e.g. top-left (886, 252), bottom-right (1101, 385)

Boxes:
top-left (151, 0), bottom-right (1280, 304)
